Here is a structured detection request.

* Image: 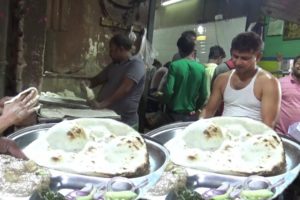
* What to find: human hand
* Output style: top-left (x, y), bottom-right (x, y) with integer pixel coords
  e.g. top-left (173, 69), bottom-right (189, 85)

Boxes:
top-left (80, 80), bottom-right (91, 91)
top-left (3, 88), bottom-right (39, 125)
top-left (87, 99), bottom-right (108, 109)
top-left (0, 138), bottom-right (27, 159)
top-left (0, 96), bottom-right (12, 114)
top-left (0, 96), bottom-right (12, 106)
top-left (80, 81), bottom-right (95, 100)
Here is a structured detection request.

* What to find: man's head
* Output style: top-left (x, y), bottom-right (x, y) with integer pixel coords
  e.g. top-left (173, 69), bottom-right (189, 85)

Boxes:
top-left (208, 45), bottom-right (226, 64)
top-left (164, 61), bottom-right (171, 69)
top-left (181, 30), bottom-right (197, 41)
top-left (230, 32), bottom-right (263, 72)
top-left (109, 34), bottom-right (133, 62)
top-left (292, 55), bottom-right (300, 79)
top-left (177, 36), bottom-right (196, 58)
top-left (153, 59), bottom-right (162, 69)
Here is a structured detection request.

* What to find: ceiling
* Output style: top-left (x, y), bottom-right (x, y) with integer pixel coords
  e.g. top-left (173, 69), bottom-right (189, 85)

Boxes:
top-left (261, 0), bottom-right (300, 24)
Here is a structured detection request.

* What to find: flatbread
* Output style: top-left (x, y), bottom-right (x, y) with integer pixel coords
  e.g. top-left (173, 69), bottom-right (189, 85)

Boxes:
top-left (4, 87), bottom-right (39, 104)
top-left (165, 117), bottom-right (286, 176)
top-left (23, 118), bottom-right (149, 177)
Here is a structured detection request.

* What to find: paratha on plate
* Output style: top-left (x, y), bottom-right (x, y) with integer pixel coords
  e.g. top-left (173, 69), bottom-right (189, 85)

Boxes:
top-left (165, 117), bottom-right (286, 176)
top-left (23, 118), bottom-right (149, 177)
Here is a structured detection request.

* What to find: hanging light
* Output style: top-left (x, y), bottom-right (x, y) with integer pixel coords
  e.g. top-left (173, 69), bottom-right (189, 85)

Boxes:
top-left (161, 0), bottom-right (184, 6)
top-left (197, 25), bottom-right (204, 34)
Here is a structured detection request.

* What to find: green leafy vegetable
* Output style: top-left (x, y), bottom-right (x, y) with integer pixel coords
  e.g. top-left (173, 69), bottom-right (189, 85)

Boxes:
top-left (38, 188), bottom-right (66, 200)
top-left (174, 188), bottom-right (204, 200)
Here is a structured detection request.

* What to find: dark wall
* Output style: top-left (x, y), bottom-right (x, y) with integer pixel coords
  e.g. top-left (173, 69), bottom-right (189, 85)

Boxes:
top-left (1, 0), bottom-right (150, 93)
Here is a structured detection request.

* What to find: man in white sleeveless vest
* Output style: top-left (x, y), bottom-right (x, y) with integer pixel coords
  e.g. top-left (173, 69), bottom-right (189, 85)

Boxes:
top-left (200, 32), bottom-right (281, 128)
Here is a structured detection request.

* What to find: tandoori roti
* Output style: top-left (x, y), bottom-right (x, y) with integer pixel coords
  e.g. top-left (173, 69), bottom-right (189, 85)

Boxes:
top-left (165, 117), bottom-right (286, 176)
top-left (23, 118), bottom-right (150, 177)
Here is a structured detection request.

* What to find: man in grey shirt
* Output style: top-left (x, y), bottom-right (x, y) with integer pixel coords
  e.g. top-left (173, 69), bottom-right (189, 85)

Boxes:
top-left (85, 34), bottom-right (145, 127)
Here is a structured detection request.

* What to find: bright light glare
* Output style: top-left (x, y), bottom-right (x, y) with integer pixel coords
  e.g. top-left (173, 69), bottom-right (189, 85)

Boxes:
top-left (197, 25), bottom-right (204, 34)
top-left (161, 0), bottom-right (184, 6)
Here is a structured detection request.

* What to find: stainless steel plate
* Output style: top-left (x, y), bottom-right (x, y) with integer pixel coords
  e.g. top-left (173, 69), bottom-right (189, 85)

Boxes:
top-left (8, 123), bottom-right (170, 199)
top-left (145, 122), bottom-right (300, 199)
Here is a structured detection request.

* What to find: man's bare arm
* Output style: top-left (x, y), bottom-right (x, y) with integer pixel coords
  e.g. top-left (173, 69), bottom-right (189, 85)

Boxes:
top-left (200, 74), bottom-right (225, 118)
top-left (260, 76), bottom-right (281, 128)
top-left (90, 76), bottom-right (135, 109)
top-left (89, 67), bottom-right (109, 88)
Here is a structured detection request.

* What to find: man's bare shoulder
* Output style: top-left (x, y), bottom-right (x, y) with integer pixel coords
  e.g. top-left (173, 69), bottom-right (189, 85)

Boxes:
top-left (257, 68), bottom-right (280, 88)
top-left (213, 71), bottom-right (231, 90)
top-left (215, 71), bottom-right (231, 83)
top-left (257, 68), bottom-right (278, 81)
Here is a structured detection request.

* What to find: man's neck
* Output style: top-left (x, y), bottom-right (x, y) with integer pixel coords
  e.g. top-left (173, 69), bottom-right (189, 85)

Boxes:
top-left (185, 54), bottom-right (195, 60)
top-left (236, 67), bottom-right (258, 81)
top-left (208, 59), bottom-right (218, 64)
top-left (118, 53), bottom-right (131, 63)
top-left (292, 73), bottom-right (300, 82)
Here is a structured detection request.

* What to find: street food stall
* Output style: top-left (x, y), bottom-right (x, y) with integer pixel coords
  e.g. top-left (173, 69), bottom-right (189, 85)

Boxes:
top-left (3, 117), bottom-right (300, 199)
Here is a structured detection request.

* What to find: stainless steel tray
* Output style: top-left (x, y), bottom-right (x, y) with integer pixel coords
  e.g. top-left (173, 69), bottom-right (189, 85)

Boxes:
top-left (145, 122), bottom-right (300, 199)
top-left (8, 123), bottom-right (170, 199)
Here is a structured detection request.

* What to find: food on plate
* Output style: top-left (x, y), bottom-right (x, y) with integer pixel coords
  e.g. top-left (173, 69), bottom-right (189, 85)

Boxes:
top-left (0, 154), bottom-right (51, 199)
top-left (38, 188), bottom-right (66, 200)
top-left (105, 191), bottom-right (138, 200)
top-left (165, 117), bottom-right (286, 176)
top-left (40, 89), bottom-right (86, 102)
top-left (23, 118), bottom-right (150, 177)
top-left (172, 187), bottom-right (204, 200)
top-left (60, 180), bottom-right (139, 200)
top-left (202, 176), bottom-right (276, 200)
top-left (239, 189), bottom-right (274, 200)
top-left (146, 162), bottom-right (188, 196)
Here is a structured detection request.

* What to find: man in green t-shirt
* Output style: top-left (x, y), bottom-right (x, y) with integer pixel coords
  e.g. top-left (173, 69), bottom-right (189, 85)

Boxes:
top-left (163, 36), bottom-right (207, 122)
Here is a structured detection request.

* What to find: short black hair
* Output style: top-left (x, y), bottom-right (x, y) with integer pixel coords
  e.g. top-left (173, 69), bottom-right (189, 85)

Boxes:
top-left (231, 32), bottom-right (263, 53)
top-left (294, 55), bottom-right (300, 65)
top-left (181, 30), bottom-right (197, 39)
top-left (110, 34), bottom-right (132, 50)
top-left (209, 45), bottom-right (226, 59)
top-left (177, 36), bottom-right (195, 57)
top-left (164, 61), bottom-right (171, 69)
top-left (153, 59), bottom-right (162, 68)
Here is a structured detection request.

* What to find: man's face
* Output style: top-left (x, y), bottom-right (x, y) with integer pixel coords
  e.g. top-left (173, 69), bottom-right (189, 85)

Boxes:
top-left (231, 50), bottom-right (261, 73)
top-left (292, 58), bottom-right (300, 79)
top-left (109, 43), bottom-right (122, 62)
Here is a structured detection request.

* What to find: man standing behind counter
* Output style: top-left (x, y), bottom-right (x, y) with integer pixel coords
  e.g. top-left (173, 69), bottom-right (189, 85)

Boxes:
top-left (201, 32), bottom-right (281, 128)
top-left (164, 36), bottom-right (207, 122)
top-left (84, 34), bottom-right (145, 128)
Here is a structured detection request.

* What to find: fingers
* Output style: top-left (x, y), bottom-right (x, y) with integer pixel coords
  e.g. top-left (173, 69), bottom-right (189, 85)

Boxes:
top-left (24, 94), bottom-right (39, 108)
top-left (7, 141), bottom-right (28, 159)
top-left (27, 104), bottom-right (41, 114)
top-left (4, 88), bottom-right (38, 105)
top-left (9, 148), bottom-right (28, 160)
top-left (0, 138), bottom-right (27, 160)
